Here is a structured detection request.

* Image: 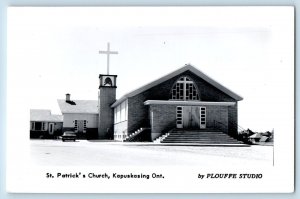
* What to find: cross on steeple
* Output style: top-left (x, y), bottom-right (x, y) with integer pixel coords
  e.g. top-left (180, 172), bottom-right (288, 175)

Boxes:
top-left (99, 42), bottom-right (118, 75)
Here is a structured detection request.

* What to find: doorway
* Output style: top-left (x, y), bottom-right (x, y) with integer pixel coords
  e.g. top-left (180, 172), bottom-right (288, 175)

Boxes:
top-left (49, 123), bottom-right (54, 135)
top-left (176, 106), bottom-right (206, 129)
top-left (75, 120), bottom-right (87, 133)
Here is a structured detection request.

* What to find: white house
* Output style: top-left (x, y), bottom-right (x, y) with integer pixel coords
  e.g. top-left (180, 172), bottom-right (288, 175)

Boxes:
top-left (30, 109), bottom-right (63, 138)
top-left (57, 94), bottom-right (99, 139)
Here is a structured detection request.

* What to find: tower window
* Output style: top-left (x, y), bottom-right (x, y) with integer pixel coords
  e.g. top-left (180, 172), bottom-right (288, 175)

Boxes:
top-left (104, 77), bottom-right (112, 86)
top-left (171, 76), bottom-right (200, 100)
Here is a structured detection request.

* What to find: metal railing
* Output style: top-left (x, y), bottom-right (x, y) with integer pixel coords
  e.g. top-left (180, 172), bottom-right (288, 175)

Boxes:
top-left (213, 120), bottom-right (245, 133)
top-left (124, 127), bottom-right (151, 142)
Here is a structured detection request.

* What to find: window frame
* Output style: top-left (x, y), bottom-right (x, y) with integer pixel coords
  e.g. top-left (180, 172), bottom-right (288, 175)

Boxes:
top-left (171, 76), bottom-right (200, 101)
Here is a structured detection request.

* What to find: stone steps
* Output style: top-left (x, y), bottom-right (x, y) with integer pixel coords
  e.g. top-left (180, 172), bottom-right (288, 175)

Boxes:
top-left (161, 129), bottom-right (244, 144)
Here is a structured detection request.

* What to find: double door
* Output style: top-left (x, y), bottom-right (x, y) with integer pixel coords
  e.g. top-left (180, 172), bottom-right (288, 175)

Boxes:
top-left (75, 120), bottom-right (87, 133)
top-left (176, 106), bottom-right (206, 129)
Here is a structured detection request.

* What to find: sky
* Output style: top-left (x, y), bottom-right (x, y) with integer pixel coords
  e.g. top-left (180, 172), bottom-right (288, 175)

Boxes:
top-left (7, 7), bottom-right (294, 132)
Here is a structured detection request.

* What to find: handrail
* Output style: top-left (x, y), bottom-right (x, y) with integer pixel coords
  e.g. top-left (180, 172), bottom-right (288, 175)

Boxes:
top-left (124, 127), bottom-right (150, 142)
top-left (236, 124), bottom-right (245, 132)
top-left (213, 120), bottom-right (245, 132)
top-left (153, 128), bottom-right (174, 143)
top-left (213, 120), bottom-right (227, 129)
top-left (213, 120), bottom-right (246, 142)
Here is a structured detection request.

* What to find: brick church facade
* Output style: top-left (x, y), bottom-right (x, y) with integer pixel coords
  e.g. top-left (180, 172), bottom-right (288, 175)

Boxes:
top-left (104, 64), bottom-right (243, 142)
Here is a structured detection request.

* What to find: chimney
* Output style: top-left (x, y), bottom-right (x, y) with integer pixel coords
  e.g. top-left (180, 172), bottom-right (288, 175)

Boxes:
top-left (66, 93), bottom-right (70, 102)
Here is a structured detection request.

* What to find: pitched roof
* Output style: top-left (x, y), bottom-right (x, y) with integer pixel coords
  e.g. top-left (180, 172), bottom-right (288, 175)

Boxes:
top-left (30, 109), bottom-right (63, 122)
top-left (111, 64), bottom-right (243, 108)
top-left (249, 133), bottom-right (262, 139)
top-left (57, 99), bottom-right (98, 114)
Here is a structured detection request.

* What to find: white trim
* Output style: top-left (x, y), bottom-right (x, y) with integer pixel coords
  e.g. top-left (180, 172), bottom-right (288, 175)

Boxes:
top-left (144, 100), bottom-right (236, 106)
top-left (30, 120), bottom-right (63, 123)
top-left (111, 64), bottom-right (243, 108)
top-left (176, 106), bottom-right (183, 128)
top-left (199, 106), bottom-right (206, 129)
top-left (61, 112), bottom-right (98, 114)
top-left (151, 111), bottom-right (154, 130)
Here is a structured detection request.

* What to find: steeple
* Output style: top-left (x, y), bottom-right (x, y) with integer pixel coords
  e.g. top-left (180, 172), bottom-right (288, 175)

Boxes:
top-left (97, 43), bottom-right (118, 139)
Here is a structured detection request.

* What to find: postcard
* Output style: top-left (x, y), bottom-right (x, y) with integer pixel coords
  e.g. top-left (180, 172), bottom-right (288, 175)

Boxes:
top-left (6, 6), bottom-right (294, 193)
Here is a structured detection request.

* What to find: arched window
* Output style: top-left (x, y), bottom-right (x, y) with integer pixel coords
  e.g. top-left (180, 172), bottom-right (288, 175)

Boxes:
top-left (104, 77), bottom-right (112, 86)
top-left (171, 76), bottom-right (200, 100)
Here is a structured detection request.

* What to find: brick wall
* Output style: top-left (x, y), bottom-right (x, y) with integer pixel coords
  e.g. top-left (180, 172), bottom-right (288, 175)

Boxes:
top-left (228, 103), bottom-right (238, 137)
top-left (98, 87), bottom-right (116, 139)
top-left (149, 104), bottom-right (177, 140)
top-left (148, 104), bottom-right (232, 140)
top-left (132, 70), bottom-right (237, 102)
top-left (127, 94), bottom-right (149, 134)
top-left (183, 71), bottom-right (236, 102)
top-left (206, 105), bottom-right (229, 133)
top-left (126, 70), bottom-right (238, 138)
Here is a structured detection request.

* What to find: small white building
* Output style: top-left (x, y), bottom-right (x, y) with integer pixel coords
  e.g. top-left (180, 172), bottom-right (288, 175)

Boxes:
top-left (57, 94), bottom-right (99, 139)
top-left (30, 109), bottom-right (63, 138)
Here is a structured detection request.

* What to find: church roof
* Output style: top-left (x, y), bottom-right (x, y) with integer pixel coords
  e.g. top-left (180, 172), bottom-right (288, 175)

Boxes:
top-left (30, 109), bottom-right (63, 122)
top-left (111, 64), bottom-right (243, 108)
top-left (57, 99), bottom-right (98, 114)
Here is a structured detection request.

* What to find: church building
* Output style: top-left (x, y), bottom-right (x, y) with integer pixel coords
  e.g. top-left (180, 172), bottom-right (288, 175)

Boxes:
top-left (97, 64), bottom-right (243, 143)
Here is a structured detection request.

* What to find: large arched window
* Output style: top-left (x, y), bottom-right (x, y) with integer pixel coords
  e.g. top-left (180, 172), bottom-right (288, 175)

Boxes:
top-left (171, 76), bottom-right (200, 100)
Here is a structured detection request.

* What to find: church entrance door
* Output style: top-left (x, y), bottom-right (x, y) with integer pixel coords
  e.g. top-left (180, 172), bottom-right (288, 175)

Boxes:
top-left (183, 106), bottom-right (200, 129)
top-left (176, 106), bottom-right (206, 129)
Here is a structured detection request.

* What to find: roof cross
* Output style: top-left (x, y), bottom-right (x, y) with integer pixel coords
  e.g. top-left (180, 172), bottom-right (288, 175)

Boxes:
top-left (99, 42), bottom-right (118, 74)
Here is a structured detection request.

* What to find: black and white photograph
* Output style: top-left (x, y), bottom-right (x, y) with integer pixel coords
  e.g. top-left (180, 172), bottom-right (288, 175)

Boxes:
top-left (6, 6), bottom-right (294, 193)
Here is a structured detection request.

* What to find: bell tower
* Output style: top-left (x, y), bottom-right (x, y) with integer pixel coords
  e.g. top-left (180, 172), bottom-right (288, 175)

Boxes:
top-left (97, 42), bottom-right (118, 139)
top-left (98, 75), bottom-right (117, 139)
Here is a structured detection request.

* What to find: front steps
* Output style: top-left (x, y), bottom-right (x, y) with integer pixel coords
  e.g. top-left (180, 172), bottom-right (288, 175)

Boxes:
top-left (161, 129), bottom-right (244, 144)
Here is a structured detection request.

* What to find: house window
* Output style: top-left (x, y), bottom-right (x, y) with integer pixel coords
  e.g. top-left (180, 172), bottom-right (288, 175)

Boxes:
top-left (31, 122), bottom-right (35, 130)
top-left (114, 108), bottom-right (117, 123)
top-left (125, 100), bottom-right (128, 120)
top-left (74, 120), bottom-right (78, 132)
top-left (171, 76), bottom-right (199, 100)
top-left (83, 120), bottom-right (87, 132)
top-left (42, 122), bottom-right (47, 131)
top-left (120, 101), bottom-right (126, 121)
top-left (117, 105), bottom-right (120, 122)
top-left (34, 122), bottom-right (42, 131)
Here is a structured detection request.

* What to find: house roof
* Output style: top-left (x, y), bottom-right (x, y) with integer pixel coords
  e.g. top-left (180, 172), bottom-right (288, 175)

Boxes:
top-left (30, 109), bottom-right (63, 122)
top-left (57, 99), bottom-right (98, 114)
top-left (259, 136), bottom-right (269, 142)
top-left (249, 133), bottom-right (262, 139)
top-left (111, 64), bottom-right (243, 108)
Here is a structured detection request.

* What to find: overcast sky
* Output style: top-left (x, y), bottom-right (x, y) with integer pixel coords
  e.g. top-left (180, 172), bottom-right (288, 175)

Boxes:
top-left (7, 7), bottom-right (294, 132)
